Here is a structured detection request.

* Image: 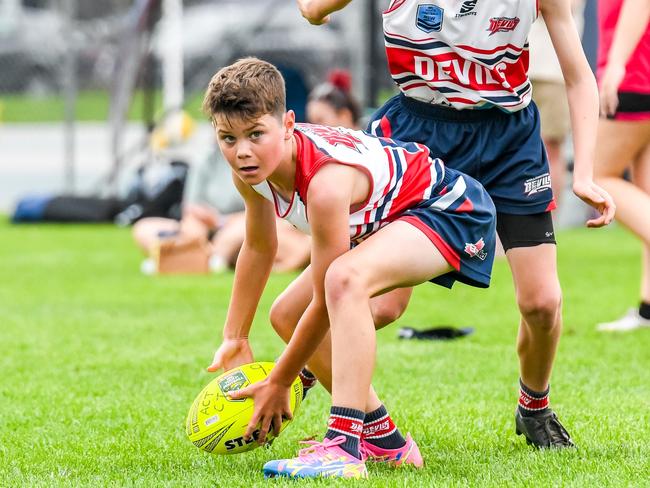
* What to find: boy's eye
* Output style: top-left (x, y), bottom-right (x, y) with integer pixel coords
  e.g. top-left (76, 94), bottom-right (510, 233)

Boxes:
top-left (251, 131), bottom-right (263, 139)
top-left (221, 135), bottom-right (235, 144)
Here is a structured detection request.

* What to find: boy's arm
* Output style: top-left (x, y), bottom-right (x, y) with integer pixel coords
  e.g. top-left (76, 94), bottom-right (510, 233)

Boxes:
top-left (296, 0), bottom-right (353, 24)
top-left (599, 0), bottom-right (650, 116)
top-left (231, 164), bottom-right (355, 442)
top-left (541, 0), bottom-right (615, 228)
top-left (207, 173), bottom-right (278, 372)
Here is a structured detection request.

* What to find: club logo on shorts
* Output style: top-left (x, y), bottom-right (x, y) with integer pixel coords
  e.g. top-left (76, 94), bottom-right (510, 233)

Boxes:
top-left (416, 4), bottom-right (444, 33)
top-left (524, 173), bottom-right (552, 196)
top-left (456, 0), bottom-right (478, 17)
top-left (464, 237), bottom-right (487, 260)
top-left (487, 16), bottom-right (520, 35)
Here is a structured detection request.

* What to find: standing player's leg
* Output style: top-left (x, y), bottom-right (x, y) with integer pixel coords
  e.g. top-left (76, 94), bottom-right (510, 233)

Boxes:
top-left (507, 244), bottom-right (570, 447)
top-left (497, 211), bottom-right (572, 448)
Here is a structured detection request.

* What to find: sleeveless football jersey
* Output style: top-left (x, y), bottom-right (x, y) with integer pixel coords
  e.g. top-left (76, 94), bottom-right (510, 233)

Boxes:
top-left (383, 0), bottom-right (537, 111)
top-left (252, 123), bottom-right (472, 244)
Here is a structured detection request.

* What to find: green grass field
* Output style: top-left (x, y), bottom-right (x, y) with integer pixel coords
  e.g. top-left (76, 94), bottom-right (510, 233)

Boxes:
top-left (1, 219), bottom-right (649, 487)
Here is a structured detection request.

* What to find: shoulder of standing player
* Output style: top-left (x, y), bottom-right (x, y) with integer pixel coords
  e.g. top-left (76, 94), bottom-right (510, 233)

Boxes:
top-left (539, 0), bottom-right (573, 20)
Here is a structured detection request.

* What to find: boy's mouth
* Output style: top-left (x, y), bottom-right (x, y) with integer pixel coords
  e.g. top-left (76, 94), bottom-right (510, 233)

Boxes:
top-left (239, 166), bottom-right (259, 174)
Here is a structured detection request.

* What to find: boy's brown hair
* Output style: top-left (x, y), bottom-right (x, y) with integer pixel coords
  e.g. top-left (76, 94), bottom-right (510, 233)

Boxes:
top-left (202, 57), bottom-right (286, 122)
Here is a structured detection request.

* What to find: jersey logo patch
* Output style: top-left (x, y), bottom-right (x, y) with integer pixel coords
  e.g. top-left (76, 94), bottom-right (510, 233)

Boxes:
top-left (524, 173), bottom-right (552, 196)
top-left (416, 4), bottom-right (444, 33)
top-left (487, 16), bottom-right (520, 35)
top-left (456, 0), bottom-right (478, 17)
top-left (464, 238), bottom-right (487, 261)
top-left (307, 125), bottom-right (365, 152)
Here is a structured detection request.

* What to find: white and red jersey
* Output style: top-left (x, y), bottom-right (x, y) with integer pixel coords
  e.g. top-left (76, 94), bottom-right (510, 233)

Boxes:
top-left (252, 123), bottom-right (470, 244)
top-left (383, 0), bottom-right (537, 111)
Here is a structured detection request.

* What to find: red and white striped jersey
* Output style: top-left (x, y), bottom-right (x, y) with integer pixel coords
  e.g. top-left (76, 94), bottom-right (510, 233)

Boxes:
top-left (383, 0), bottom-right (537, 111)
top-left (252, 123), bottom-right (468, 244)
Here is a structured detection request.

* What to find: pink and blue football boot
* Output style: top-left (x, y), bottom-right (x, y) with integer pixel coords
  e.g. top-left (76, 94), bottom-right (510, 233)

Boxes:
top-left (361, 433), bottom-right (424, 467)
top-left (263, 436), bottom-right (368, 479)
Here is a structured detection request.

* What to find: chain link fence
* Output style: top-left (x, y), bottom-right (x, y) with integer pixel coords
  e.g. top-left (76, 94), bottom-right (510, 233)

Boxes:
top-left (0, 0), bottom-right (389, 124)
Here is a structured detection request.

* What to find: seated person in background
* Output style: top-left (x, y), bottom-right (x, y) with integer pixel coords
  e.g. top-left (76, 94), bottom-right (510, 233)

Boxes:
top-left (133, 147), bottom-right (245, 274)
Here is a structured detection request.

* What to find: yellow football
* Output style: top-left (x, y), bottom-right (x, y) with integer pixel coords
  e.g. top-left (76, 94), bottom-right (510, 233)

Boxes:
top-left (186, 362), bottom-right (303, 455)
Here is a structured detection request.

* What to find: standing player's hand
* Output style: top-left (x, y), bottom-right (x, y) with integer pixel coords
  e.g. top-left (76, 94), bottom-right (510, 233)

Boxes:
top-left (206, 338), bottom-right (254, 373)
top-left (599, 62), bottom-right (625, 117)
top-left (573, 179), bottom-right (616, 228)
top-left (296, 0), bottom-right (331, 24)
top-left (229, 379), bottom-right (292, 444)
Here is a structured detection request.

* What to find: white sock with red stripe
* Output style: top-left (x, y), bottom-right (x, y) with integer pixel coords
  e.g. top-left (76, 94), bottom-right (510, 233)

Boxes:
top-left (518, 379), bottom-right (550, 417)
top-left (324, 406), bottom-right (365, 459)
top-left (362, 404), bottom-right (406, 450)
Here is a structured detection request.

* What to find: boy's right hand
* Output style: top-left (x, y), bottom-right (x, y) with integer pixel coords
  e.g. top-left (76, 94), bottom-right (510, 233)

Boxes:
top-left (207, 338), bottom-right (253, 373)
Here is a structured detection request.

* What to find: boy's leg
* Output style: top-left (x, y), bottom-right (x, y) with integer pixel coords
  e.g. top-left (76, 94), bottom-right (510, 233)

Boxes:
top-left (325, 221), bottom-right (452, 413)
top-left (271, 266), bottom-right (420, 462)
top-left (263, 221), bottom-right (449, 478)
top-left (270, 267), bottom-right (413, 394)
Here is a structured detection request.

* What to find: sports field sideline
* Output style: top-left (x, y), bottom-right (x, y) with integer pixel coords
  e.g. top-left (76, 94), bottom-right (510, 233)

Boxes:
top-left (1, 219), bottom-right (648, 486)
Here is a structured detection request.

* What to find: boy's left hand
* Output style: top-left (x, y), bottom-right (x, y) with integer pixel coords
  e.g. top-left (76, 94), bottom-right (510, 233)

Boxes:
top-left (229, 378), bottom-right (293, 444)
top-left (572, 179), bottom-right (616, 227)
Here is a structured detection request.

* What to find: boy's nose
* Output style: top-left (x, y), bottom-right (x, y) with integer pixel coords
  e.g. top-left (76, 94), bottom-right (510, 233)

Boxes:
top-left (236, 143), bottom-right (252, 159)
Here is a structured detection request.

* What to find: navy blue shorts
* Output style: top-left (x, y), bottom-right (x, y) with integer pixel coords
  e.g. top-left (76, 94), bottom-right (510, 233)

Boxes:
top-left (398, 166), bottom-right (496, 289)
top-left (368, 95), bottom-right (555, 215)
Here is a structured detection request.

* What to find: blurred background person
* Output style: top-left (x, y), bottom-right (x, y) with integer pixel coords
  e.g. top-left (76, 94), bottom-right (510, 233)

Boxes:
top-left (594, 0), bottom-right (650, 331)
top-left (132, 146), bottom-right (244, 274)
top-left (306, 69), bottom-right (361, 129)
top-left (528, 0), bottom-right (586, 211)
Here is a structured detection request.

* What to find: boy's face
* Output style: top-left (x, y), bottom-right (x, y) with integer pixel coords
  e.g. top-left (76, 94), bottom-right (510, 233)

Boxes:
top-left (214, 111), bottom-right (294, 185)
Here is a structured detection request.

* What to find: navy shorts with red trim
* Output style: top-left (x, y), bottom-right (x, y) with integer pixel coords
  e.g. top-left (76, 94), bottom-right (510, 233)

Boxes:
top-left (398, 166), bottom-right (496, 289)
top-left (369, 94), bottom-right (556, 215)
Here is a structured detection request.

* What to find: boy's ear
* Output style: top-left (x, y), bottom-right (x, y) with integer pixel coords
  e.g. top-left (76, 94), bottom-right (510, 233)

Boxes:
top-left (283, 110), bottom-right (296, 139)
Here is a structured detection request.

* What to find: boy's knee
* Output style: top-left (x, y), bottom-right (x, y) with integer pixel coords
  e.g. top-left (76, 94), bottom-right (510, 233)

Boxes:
top-left (517, 286), bottom-right (562, 330)
top-left (324, 259), bottom-right (366, 307)
top-left (371, 298), bottom-right (407, 328)
top-left (269, 297), bottom-right (295, 343)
